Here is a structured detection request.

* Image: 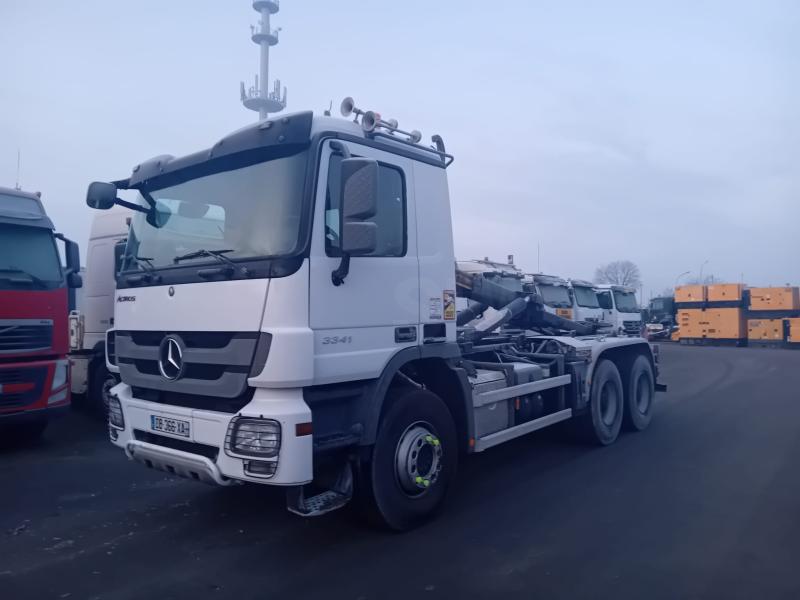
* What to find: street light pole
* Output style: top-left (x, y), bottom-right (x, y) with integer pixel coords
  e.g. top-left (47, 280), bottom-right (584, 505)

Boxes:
top-left (699, 260), bottom-right (709, 284)
top-left (675, 270), bottom-right (691, 289)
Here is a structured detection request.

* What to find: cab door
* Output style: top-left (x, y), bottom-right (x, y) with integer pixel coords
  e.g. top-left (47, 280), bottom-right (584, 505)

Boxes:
top-left (597, 290), bottom-right (617, 327)
top-left (308, 140), bottom-right (419, 384)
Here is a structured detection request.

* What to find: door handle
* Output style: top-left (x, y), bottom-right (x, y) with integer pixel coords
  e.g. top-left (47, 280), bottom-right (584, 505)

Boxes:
top-left (394, 326), bottom-right (417, 343)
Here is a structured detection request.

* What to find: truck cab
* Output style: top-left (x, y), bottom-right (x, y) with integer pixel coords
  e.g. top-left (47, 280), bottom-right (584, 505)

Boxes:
top-left (87, 103), bottom-right (661, 529)
top-left (0, 186), bottom-right (81, 439)
top-left (530, 274), bottom-right (573, 320)
top-left (594, 284), bottom-right (642, 336)
top-left (568, 279), bottom-right (606, 325)
top-left (69, 205), bottom-right (131, 412)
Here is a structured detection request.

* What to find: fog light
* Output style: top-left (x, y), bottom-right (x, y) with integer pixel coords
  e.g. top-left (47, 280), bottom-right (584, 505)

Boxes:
top-left (108, 395), bottom-right (125, 430)
top-left (244, 460), bottom-right (277, 478)
top-left (48, 388), bottom-right (68, 405)
top-left (226, 417), bottom-right (281, 458)
top-left (51, 360), bottom-right (68, 390)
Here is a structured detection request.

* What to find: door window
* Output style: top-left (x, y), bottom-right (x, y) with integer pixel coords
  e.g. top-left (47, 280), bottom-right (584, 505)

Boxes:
top-left (325, 154), bottom-right (406, 257)
top-left (597, 291), bottom-right (614, 310)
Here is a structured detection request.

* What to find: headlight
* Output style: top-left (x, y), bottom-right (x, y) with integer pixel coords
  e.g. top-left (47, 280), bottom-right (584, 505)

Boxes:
top-left (226, 417), bottom-right (281, 458)
top-left (51, 360), bottom-right (68, 390)
top-left (108, 395), bottom-right (125, 429)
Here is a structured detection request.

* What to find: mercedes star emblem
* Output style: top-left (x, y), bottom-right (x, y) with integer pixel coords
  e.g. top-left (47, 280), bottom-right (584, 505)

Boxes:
top-left (158, 336), bottom-right (184, 380)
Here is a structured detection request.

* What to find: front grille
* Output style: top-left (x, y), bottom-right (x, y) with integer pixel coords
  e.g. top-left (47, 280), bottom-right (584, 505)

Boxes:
top-left (132, 386), bottom-right (254, 414)
top-left (116, 330), bottom-right (260, 410)
top-left (0, 366), bottom-right (47, 409)
top-left (133, 429), bottom-right (219, 461)
top-left (0, 320), bottom-right (53, 354)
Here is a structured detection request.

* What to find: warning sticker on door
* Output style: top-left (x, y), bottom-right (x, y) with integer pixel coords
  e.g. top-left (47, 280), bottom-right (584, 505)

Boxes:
top-left (429, 297), bottom-right (443, 320)
top-left (443, 290), bottom-right (456, 321)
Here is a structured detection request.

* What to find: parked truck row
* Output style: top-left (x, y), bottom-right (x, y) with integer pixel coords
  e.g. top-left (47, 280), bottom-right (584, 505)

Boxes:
top-left (84, 99), bottom-right (664, 529)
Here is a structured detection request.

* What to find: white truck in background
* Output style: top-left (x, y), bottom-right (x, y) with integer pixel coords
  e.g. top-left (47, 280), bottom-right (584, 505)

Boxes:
top-left (85, 99), bottom-right (664, 530)
top-left (594, 284), bottom-right (642, 336)
top-left (568, 279), bottom-right (607, 324)
top-left (530, 273), bottom-right (573, 320)
top-left (69, 205), bottom-right (130, 411)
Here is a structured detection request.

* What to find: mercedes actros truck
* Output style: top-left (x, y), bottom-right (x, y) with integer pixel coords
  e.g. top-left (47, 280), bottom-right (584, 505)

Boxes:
top-left (86, 99), bottom-right (664, 530)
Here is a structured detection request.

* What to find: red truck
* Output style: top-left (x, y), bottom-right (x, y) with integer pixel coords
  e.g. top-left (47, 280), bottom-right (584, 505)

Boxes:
top-left (1, 186), bottom-right (82, 441)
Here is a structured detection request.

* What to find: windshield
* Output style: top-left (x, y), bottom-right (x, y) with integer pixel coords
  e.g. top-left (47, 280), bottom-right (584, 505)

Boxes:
top-left (0, 224), bottom-right (62, 290)
top-left (123, 152), bottom-right (308, 272)
top-left (573, 286), bottom-right (599, 308)
top-left (613, 290), bottom-right (639, 313)
top-left (651, 298), bottom-right (670, 312)
top-left (537, 284), bottom-right (571, 307)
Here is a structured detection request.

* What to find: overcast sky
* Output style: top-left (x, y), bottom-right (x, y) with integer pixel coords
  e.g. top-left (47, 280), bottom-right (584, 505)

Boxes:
top-left (1, 0), bottom-right (798, 298)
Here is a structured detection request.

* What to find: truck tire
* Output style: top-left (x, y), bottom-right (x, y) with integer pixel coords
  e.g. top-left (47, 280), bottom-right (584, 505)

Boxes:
top-left (360, 388), bottom-right (458, 531)
top-left (622, 354), bottom-right (655, 432)
top-left (90, 363), bottom-right (118, 417)
top-left (576, 359), bottom-right (624, 446)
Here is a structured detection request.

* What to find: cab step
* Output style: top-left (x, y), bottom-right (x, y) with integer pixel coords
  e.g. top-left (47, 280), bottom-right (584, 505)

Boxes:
top-left (286, 462), bottom-right (353, 517)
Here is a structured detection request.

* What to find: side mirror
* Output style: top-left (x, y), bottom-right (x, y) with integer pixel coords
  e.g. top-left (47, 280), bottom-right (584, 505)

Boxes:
top-left (64, 238), bottom-right (80, 272)
top-left (339, 158), bottom-right (379, 256)
top-left (86, 181), bottom-right (118, 210)
top-left (67, 271), bottom-right (83, 289)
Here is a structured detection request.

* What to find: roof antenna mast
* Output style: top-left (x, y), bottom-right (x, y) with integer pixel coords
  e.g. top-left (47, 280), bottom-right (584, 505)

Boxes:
top-left (14, 149), bottom-right (21, 190)
top-left (240, 0), bottom-right (287, 121)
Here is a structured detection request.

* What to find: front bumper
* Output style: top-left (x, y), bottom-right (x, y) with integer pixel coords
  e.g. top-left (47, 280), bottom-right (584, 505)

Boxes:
top-left (109, 383), bottom-right (313, 486)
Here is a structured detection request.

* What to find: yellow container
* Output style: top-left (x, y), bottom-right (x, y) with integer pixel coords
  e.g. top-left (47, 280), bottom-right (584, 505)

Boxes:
top-left (675, 285), bottom-right (706, 303)
top-left (788, 318), bottom-right (800, 343)
top-left (705, 308), bottom-right (746, 339)
top-left (707, 283), bottom-right (745, 303)
top-left (747, 319), bottom-right (784, 341)
top-left (749, 287), bottom-right (800, 311)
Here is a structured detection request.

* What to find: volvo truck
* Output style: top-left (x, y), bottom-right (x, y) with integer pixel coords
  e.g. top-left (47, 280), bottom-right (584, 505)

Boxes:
top-left (86, 99), bottom-right (663, 529)
top-left (1, 186), bottom-right (82, 440)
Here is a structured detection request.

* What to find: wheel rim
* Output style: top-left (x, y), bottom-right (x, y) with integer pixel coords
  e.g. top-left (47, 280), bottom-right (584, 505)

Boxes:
top-left (635, 372), bottom-right (652, 415)
top-left (599, 382), bottom-right (619, 426)
top-left (394, 422), bottom-right (443, 497)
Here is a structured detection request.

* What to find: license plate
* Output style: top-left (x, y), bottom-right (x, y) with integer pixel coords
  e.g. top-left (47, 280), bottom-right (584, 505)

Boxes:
top-left (150, 415), bottom-right (190, 438)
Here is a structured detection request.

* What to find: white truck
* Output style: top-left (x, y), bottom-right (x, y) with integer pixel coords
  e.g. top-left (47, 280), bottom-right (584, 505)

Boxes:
top-left (69, 206), bottom-right (130, 411)
top-left (85, 99), bottom-right (664, 530)
top-left (569, 279), bottom-right (607, 324)
top-left (530, 273), bottom-right (574, 320)
top-left (594, 284), bottom-right (643, 336)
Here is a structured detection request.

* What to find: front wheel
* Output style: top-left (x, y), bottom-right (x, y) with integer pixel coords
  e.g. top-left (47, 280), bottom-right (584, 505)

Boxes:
top-left (360, 388), bottom-right (458, 531)
top-left (90, 363), bottom-right (119, 418)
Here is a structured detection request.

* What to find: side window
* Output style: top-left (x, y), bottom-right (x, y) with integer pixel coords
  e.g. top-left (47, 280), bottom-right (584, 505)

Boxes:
top-left (325, 153), bottom-right (406, 257)
top-left (597, 291), bottom-right (613, 310)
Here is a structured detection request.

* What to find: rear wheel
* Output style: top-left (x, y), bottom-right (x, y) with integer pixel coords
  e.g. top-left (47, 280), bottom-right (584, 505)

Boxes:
top-left (576, 359), bottom-right (624, 445)
top-left (623, 355), bottom-right (655, 431)
top-left (359, 388), bottom-right (457, 531)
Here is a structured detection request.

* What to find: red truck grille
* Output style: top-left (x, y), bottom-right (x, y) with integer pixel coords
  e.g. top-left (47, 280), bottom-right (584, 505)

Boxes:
top-left (0, 366), bottom-right (48, 409)
top-left (0, 320), bottom-right (53, 354)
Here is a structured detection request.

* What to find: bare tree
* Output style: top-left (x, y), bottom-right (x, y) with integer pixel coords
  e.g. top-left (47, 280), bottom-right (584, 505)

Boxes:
top-left (594, 260), bottom-right (641, 288)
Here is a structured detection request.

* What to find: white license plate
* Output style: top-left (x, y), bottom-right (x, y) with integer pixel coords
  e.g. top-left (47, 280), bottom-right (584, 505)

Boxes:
top-left (150, 415), bottom-right (190, 438)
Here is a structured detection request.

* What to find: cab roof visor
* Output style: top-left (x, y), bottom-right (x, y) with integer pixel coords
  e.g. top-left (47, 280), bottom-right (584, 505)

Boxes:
top-left (127, 111), bottom-right (314, 190)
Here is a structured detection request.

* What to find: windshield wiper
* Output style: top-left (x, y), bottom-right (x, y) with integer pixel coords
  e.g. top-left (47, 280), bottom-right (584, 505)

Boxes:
top-left (0, 267), bottom-right (49, 288)
top-left (173, 249), bottom-right (249, 277)
top-left (122, 254), bottom-right (161, 283)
